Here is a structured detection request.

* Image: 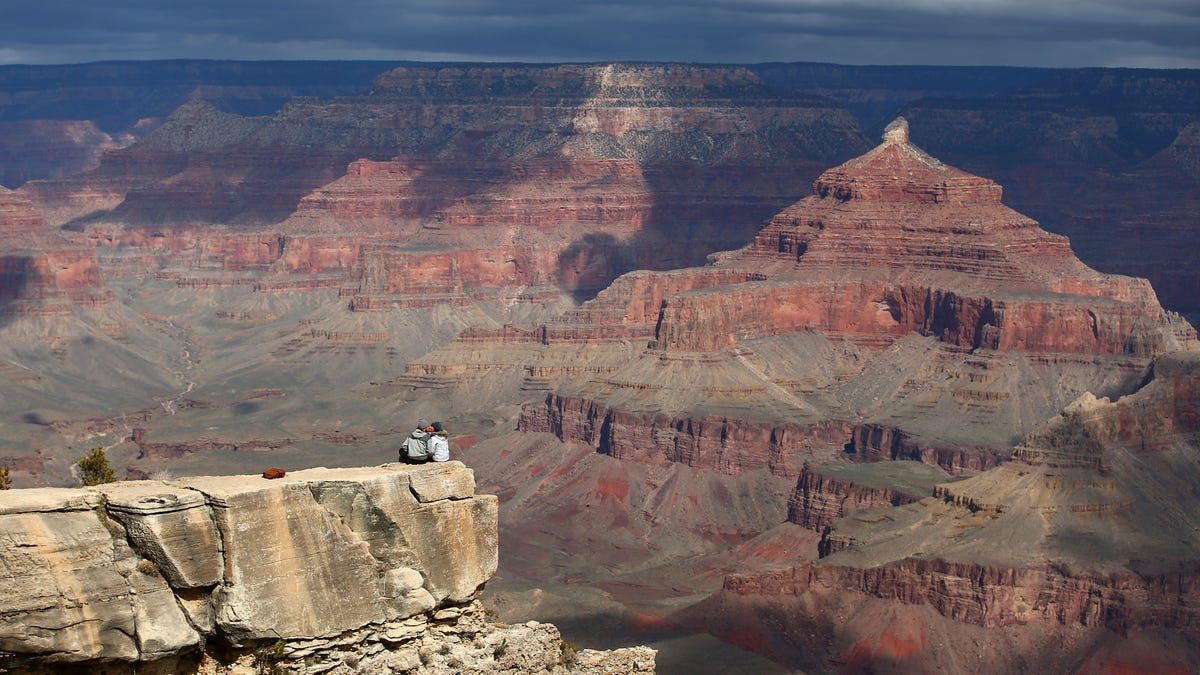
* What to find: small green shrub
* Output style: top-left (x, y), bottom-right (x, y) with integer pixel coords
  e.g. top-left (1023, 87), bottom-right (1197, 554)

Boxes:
top-left (0, 465), bottom-right (11, 490)
top-left (78, 447), bottom-right (116, 486)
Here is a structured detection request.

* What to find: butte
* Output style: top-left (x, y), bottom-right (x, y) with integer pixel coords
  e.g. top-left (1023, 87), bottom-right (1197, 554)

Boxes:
top-left (417, 116), bottom-right (1194, 478)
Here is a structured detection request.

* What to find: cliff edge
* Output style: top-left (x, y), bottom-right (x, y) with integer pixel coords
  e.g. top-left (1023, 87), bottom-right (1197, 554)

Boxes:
top-left (0, 462), bottom-right (655, 674)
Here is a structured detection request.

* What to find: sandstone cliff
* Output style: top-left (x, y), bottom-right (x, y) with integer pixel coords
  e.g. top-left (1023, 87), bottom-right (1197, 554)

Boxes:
top-left (0, 463), bottom-right (654, 674)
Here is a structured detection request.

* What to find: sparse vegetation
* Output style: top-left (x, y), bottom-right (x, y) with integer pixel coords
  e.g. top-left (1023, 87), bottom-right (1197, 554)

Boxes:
top-left (136, 559), bottom-right (159, 576)
top-left (559, 639), bottom-right (578, 665)
top-left (0, 465), bottom-right (11, 490)
top-left (251, 639), bottom-right (287, 673)
top-left (77, 447), bottom-right (117, 486)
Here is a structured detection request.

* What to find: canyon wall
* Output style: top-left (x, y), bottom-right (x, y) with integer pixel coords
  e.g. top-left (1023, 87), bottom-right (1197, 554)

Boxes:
top-left (0, 185), bottom-right (110, 314)
top-left (684, 350), bottom-right (1200, 671)
top-left (0, 463), bottom-right (654, 674)
top-left (723, 557), bottom-right (1200, 633)
top-left (17, 63), bottom-right (864, 304)
top-left (520, 393), bottom-right (852, 477)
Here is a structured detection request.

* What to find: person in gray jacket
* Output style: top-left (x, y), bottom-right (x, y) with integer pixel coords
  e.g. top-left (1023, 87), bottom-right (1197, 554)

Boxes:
top-left (400, 418), bottom-right (433, 463)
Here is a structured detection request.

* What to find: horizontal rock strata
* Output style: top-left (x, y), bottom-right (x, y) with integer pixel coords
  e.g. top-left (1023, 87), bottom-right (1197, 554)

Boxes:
top-left (722, 557), bottom-right (1200, 633)
top-left (486, 117), bottom-right (1193, 479)
top-left (520, 393), bottom-right (852, 477)
top-left (0, 186), bottom-right (110, 313)
top-left (788, 465), bottom-right (924, 531)
top-left (718, 350), bottom-right (1200, 646)
top-left (0, 463), bottom-right (576, 673)
top-left (19, 63), bottom-right (862, 307)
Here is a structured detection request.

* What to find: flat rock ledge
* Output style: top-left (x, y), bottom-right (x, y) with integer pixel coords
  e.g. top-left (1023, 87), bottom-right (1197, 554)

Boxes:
top-left (0, 463), bottom-right (655, 674)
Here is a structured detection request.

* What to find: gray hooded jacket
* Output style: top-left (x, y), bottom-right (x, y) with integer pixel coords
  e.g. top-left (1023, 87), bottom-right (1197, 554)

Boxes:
top-left (401, 428), bottom-right (432, 461)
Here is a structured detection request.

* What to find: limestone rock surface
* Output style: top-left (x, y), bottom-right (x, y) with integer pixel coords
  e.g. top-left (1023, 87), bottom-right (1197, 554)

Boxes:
top-left (0, 463), bottom-right (566, 673)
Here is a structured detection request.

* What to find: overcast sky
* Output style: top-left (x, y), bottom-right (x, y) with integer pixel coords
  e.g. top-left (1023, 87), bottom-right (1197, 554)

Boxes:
top-left (3, 0), bottom-right (1198, 69)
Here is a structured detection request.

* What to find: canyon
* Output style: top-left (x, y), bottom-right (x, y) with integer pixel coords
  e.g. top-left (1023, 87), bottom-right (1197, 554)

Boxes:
top-left (0, 60), bottom-right (1197, 673)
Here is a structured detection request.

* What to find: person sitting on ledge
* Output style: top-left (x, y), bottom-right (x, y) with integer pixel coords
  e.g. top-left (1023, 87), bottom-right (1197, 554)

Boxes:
top-left (400, 418), bottom-right (433, 464)
top-left (429, 421), bottom-right (450, 462)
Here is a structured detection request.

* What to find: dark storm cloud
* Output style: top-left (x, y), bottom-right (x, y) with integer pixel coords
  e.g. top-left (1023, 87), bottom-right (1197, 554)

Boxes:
top-left (3, 0), bottom-right (1198, 68)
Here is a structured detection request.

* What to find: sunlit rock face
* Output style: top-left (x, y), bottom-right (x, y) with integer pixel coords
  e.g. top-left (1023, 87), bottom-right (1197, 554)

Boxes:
top-left (657, 116), bottom-right (1187, 356)
top-left (0, 462), bottom-right (659, 674)
top-left (0, 464), bottom-right (498, 669)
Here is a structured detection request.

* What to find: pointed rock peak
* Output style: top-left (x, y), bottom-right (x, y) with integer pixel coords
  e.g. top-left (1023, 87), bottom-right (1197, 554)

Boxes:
top-left (882, 117), bottom-right (909, 144)
top-left (811, 117), bottom-right (1002, 204)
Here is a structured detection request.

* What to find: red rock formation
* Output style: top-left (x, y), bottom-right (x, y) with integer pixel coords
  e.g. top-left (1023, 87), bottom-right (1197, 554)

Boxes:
top-left (723, 557), bottom-right (1200, 633)
top-left (700, 350), bottom-right (1200, 670)
top-left (21, 65), bottom-right (862, 302)
top-left (519, 393), bottom-right (852, 477)
top-left (486, 117), bottom-right (1192, 478)
top-left (788, 465), bottom-right (923, 531)
top-left (649, 118), bottom-right (1187, 356)
top-left (896, 71), bottom-right (1200, 324)
top-left (0, 186), bottom-right (110, 313)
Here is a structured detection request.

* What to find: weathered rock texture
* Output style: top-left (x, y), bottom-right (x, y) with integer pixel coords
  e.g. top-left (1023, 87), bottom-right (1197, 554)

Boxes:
top-left (0, 463), bottom-right (654, 674)
top-left (690, 349), bottom-right (1200, 671)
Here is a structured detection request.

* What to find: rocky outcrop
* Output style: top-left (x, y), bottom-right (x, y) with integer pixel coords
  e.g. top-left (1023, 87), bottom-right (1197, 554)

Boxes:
top-left (520, 393), bottom-right (852, 477)
top-left (649, 118), bottom-right (1188, 356)
top-left (484, 117), bottom-right (1192, 478)
top-left (0, 463), bottom-right (655, 674)
top-left (788, 465), bottom-right (923, 531)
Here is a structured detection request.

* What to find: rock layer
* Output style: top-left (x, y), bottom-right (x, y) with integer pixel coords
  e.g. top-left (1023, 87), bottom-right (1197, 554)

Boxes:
top-left (699, 350), bottom-right (1200, 669)
top-left (488, 118), bottom-right (1193, 472)
top-left (0, 185), bottom-right (110, 314)
top-left (0, 463), bottom-right (620, 673)
top-left (21, 63), bottom-right (864, 304)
